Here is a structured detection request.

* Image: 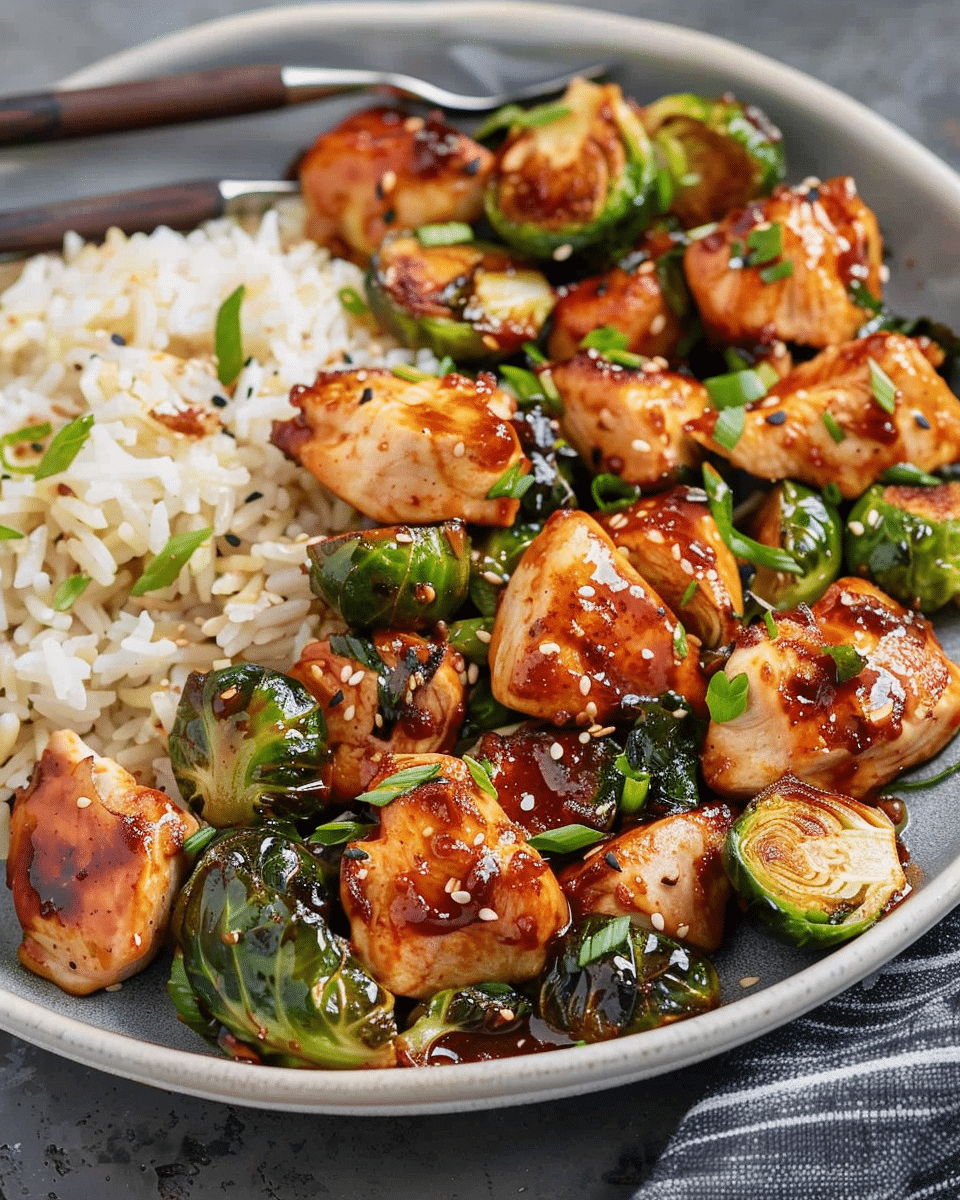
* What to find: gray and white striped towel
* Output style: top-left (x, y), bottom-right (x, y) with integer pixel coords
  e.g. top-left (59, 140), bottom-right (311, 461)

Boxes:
top-left (636, 907), bottom-right (960, 1199)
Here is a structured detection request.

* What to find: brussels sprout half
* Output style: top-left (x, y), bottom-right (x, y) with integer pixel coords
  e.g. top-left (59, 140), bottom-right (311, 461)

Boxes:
top-left (539, 915), bottom-right (719, 1043)
top-left (749, 481), bottom-right (843, 610)
top-left (617, 693), bottom-right (705, 817)
top-left (643, 93), bottom-right (785, 228)
top-left (169, 827), bottom-right (397, 1068)
top-left (485, 77), bottom-right (657, 261)
top-left (723, 776), bottom-right (906, 949)
top-left (168, 664), bottom-right (331, 828)
top-left (845, 482), bottom-right (960, 611)
top-left (397, 983), bottom-right (535, 1065)
top-left (366, 232), bottom-right (555, 363)
top-left (469, 520), bottom-right (543, 616)
top-left (307, 520), bottom-right (471, 631)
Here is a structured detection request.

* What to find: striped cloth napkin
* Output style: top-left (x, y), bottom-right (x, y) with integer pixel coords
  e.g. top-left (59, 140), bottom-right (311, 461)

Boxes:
top-left (635, 905), bottom-right (960, 1199)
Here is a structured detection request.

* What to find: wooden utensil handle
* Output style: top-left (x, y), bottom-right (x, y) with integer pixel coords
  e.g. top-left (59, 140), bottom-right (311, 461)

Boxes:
top-left (0, 64), bottom-right (288, 145)
top-left (0, 180), bottom-right (226, 255)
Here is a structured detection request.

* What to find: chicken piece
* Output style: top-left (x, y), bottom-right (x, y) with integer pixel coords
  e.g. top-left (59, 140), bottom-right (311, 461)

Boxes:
top-left (298, 106), bottom-right (493, 263)
top-left (702, 577), bottom-right (960, 799)
top-left (547, 230), bottom-right (686, 361)
top-left (341, 753), bottom-right (569, 998)
top-left (686, 332), bottom-right (960, 499)
top-left (490, 509), bottom-right (706, 725)
top-left (290, 632), bottom-right (465, 801)
top-left (683, 176), bottom-right (882, 347)
top-left (596, 485), bottom-right (744, 649)
top-left (6, 730), bottom-right (199, 996)
top-left (550, 351), bottom-right (708, 490)
top-left (271, 367), bottom-right (526, 526)
top-left (475, 724), bottom-right (620, 836)
top-left (560, 805), bottom-right (734, 952)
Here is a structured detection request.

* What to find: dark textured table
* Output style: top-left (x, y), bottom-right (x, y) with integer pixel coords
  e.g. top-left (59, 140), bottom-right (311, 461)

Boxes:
top-left (0, 2), bottom-right (958, 1196)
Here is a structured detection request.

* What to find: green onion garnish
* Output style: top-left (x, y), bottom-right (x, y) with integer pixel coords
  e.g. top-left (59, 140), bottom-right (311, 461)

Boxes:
top-left (363, 763), bottom-right (442, 807)
top-left (308, 819), bottom-right (376, 846)
top-left (590, 473), bottom-right (640, 513)
top-left (337, 286), bottom-right (369, 315)
top-left (849, 280), bottom-right (883, 314)
top-left (758, 260), bottom-right (794, 284)
top-left (486, 460), bottom-right (534, 501)
top-left (51, 573), bottom-right (91, 612)
top-left (0, 422), bottom-right (52, 475)
top-left (868, 357), bottom-right (898, 414)
top-left (499, 364), bottom-right (547, 407)
top-left (821, 643), bottom-right (866, 683)
top-left (462, 754), bottom-right (498, 800)
top-left (706, 671), bottom-right (750, 723)
top-left (580, 326), bottom-right (630, 354)
top-left (475, 101), bottom-right (570, 140)
top-left (522, 342), bottom-right (548, 366)
top-left (34, 414), bottom-right (95, 481)
top-left (0, 525), bottom-right (24, 540)
top-left (763, 610), bottom-right (778, 640)
top-left (713, 404), bottom-right (746, 451)
top-left (680, 580), bottom-right (698, 607)
top-left (702, 463), bottom-right (802, 575)
top-left (527, 824), bottom-right (606, 855)
top-left (434, 356), bottom-right (456, 377)
top-left (130, 527), bottom-right (212, 597)
top-left (672, 620), bottom-right (689, 660)
top-left (391, 363), bottom-right (434, 383)
top-left (823, 482), bottom-right (843, 507)
top-left (577, 915), bottom-right (632, 967)
top-left (746, 222), bottom-right (784, 266)
top-left (891, 761), bottom-right (960, 792)
top-left (704, 368), bottom-right (769, 410)
top-left (686, 222), bottom-right (718, 241)
top-left (416, 222), bottom-right (474, 247)
top-left (880, 463), bottom-right (941, 486)
top-left (605, 349), bottom-right (645, 370)
top-left (214, 285), bottom-right (246, 387)
top-left (183, 825), bottom-right (220, 858)
top-left (821, 412), bottom-right (846, 444)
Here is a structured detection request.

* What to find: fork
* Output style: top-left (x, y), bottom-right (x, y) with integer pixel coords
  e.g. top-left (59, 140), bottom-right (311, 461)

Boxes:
top-left (0, 60), bottom-right (607, 146)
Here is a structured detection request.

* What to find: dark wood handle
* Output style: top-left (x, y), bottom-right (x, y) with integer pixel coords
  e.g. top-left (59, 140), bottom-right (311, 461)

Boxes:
top-left (0, 64), bottom-right (288, 145)
top-left (0, 180), bottom-right (226, 255)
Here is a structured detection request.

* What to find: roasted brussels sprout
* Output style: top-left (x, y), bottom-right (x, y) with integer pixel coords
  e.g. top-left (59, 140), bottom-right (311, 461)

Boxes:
top-left (458, 675), bottom-right (525, 743)
top-left (749, 481), bottom-right (843, 610)
top-left (397, 983), bottom-right (541, 1065)
top-left (723, 775), bottom-right (906, 948)
top-left (643, 93), bottom-right (785, 227)
top-left (169, 827), bottom-right (397, 1067)
top-left (617, 694), bottom-right (705, 816)
top-left (469, 520), bottom-right (543, 616)
top-left (307, 520), bottom-right (471, 631)
top-left (366, 232), bottom-right (554, 362)
top-left (168, 664), bottom-right (331, 828)
top-left (538, 915), bottom-right (720, 1043)
top-left (845, 482), bottom-right (960, 610)
top-left (485, 77), bottom-right (656, 261)
top-left (448, 616), bottom-right (495, 665)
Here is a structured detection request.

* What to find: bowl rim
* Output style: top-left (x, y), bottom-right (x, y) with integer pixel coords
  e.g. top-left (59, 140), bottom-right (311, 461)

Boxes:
top-left (2, 0), bottom-right (960, 1114)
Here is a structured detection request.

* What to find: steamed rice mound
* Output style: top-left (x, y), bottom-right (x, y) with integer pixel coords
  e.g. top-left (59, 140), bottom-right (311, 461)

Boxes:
top-left (0, 203), bottom-right (426, 795)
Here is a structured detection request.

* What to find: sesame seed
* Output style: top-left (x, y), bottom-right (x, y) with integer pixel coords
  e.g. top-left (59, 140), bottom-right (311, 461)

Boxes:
top-left (478, 908), bottom-right (499, 921)
top-left (482, 570), bottom-right (504, 586)
top-left (585, 701), bottom-right (598, 719)
top-left (631, 437), bottom-right (651, 452)
top-left (76, 796), bottom-right (92, 809)
top-left (342, 704), bottom-right (356, 721)
top-left (445, 877), bottom-right (459, 894)
top-left (347, 669), bottom-right (365, 687)
top-left (604, 852), bottom-right (622, 872)
top-left (641, 648), bottom-right (654, 660)
top-left (579, 676), bottom-right (592, 696)
top-left (539, 642), bottom-right (561, 655)
top-left (649, 314), bottom-right (666, 335)
top-left (739, 976), bottom-right (760, 988)
top-left (395, 530), bottom-right (414, 544)
top-left (453, 441), bottom-right (465, 457)
top-left (639, 260), bottom-right (656, 274)
top-left (221, 930), bottom-right (241, 945)
top-left (381, 169), bottom-right (397, 193)
top-left (356, 868), bottom-right (368, 880)
top-left (578, 585), bottom-right (596, 597)
top-left (339, 664), bottom-right (353, 683)
top-left (867, 509), bottom-right (881, 528)
top-left (579, 731), bottom-right (591, 745)
top-left (647, 529), bottom-right (665, 544)
top-left (848, 520), bottom-right (865, 536)
top-left (593, 725), bottom-right (616, 738)
top-left (650, 911), bottom-right (665, 931)
top-left (549, 741), bottom-right (564, 760)
top-left (676, 923), bottom-right (690, 938)
top-left (519, 793), bottom-right (536, 811)
top-left (104, 983), bottom-right (123, 992)
top-left (451, 890), bottom-right (472, 905)
top-left (473, 832), bottom-right (485, 846)
top-left (374, 712), bottom-right (384, 728)
top-left (422, 827), bottom-right (434, 837)
top-left (552, 243), bottom-right (573, 261)
top-left (475, 628), bottom-right (492, 644)
top-left (467, 663), bottom-right (479, 685)
top-left (220, 686), bottom-right (238, 701)
top-left (608, 513), bottom-right (628, 529)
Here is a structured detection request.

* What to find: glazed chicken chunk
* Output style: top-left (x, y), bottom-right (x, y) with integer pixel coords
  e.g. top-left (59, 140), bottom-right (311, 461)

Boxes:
top-left (340, 753), bottom-right (569, 998)
top-left (686, 332), bottom-right (960, 498)
top-left (596, 485), bottom-right (744, 649)
top-left (271, 368), bottom-right (527, 526)
top-left (298, 106), bottom-right (493, 263)
top-left (560, 805), bottom-right (734, 952)
top-left (290, 632), bottom-right (465, 801)
top-left (683, 176), bottom-right (882, 347)
top-left (550, 352), bottom-right (708, 490)
top-left (6, 730), bottom-right (199, 996)
top-left (490, 509), bottom-right (706, 725)
top-left (702, 577), bottom-right (960, 799)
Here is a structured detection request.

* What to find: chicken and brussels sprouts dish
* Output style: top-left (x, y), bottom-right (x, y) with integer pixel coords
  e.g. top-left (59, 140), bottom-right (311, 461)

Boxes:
top-left (9, 74), bottom-right (960, 1072)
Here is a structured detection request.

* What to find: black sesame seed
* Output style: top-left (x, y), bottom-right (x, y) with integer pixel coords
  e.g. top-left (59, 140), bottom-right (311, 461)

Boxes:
top-left (245, 491), bottom-right (263, 503)
top-left (914, 411), bottom-right (931, 430)
top-left (765, 410), bottom-right (787, 426)
top-left (343, 847), bottom-right (370, 860)
top-left (328, 689), bottom-right (344, 709)
top-left (375, 180), bottom-right (385, 200)
top-left (343, 352), bottom-right (353, 364)
top-left (383, 208), bottom-right (396, 225)
top-left (604, 851), bottom-right (623, 872)
top-left (807, 187), bottom-right (820, 203)
top-left (360, 387), bottom-right (374, 405)
top-left (594, 280), bottom-right (609, 297)
top-left (224, 533), bottom-right (241, 547)
top-left (212, 394), bottom-right (229, 408)
top-left (30, 442), bottom-right (43, 452)
top-left (110, 333), bottom-right (126, 346)
top-left (243, 356), bottom-right (253, 368)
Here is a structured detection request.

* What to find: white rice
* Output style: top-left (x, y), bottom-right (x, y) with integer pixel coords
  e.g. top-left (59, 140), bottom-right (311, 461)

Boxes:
top-left (0, 202), bottom-right (429, 793)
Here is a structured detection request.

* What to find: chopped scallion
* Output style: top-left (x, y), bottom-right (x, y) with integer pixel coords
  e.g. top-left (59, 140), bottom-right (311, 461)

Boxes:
top-left (580, 326), bottom-right (630, 354)
top-left (130, 527), bottom-right (212, 597)
top-left (868, 357), bottom-right (898, 414)
top-left (462, 754), bottom-right (499, 800)
top-left (821, 412), bottom-right (846, 444)
top-left (34, 414), bottom-right (94, 481)
top-left (337, 286), bottom-right (369, 315)
top-left (486, 460), bottom-right (534, 501)
top-left (0, 422), bottom-right (52, 475)
top-left (880, 463), bottom-right (941, 486)
top-left (363, 763), bottom-right (442, 807)
top-left (758, 260), bottom-right (794, 284)
top-left (527, 824), bottom-right (606, 855)
top-left (590, 473), bottom-right (640, 513)
top-left (416, 222), bottom-right (474, 247)
top-left (577, 915), bottom-right (632, 967)
top-left (214, 285), bottom-right (245, 387)
top-left (704, 368), bottom-right (769, 410)
top-left (713, 404), bottom-right (746, 451)
top-left (391, 363), bottom-right (434, 383)
top-left (746, 222), bottom-right (784, 266)
top-left (51, 573), bottom-right (91, 612)
top-left (706, 671), bottom-right (750, 723)
top-left (702, 463), bottom-right (802, 575)
top-left (680, 580), bottom-right (698, 607)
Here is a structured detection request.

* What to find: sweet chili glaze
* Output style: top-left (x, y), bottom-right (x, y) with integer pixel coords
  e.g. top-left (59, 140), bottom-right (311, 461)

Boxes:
top-left (397, 1014), bottom-right (572, 1066)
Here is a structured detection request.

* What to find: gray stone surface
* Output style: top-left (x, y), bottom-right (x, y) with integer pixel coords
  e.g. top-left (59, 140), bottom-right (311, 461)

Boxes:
top-left (0, 1), bottom-right (958, 1196)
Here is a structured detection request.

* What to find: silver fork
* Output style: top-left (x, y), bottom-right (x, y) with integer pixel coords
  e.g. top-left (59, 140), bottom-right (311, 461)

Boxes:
top-left (0, 60), bottom-right (608, 147)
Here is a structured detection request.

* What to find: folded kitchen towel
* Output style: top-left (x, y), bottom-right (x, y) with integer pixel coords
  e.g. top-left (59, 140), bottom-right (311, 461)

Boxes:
top-left (635, 904), bottom-right (960, 1200)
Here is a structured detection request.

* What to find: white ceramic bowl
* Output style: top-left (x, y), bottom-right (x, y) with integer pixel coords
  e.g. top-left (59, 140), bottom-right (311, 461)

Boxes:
top-left (2, 1), bottom-right (960, 1114)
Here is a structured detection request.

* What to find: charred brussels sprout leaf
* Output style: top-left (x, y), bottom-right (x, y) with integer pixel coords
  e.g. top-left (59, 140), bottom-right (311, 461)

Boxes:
top-left (307, 521), bottom-right (471, 630)
top-left (366, 233), bottom-right (554, 363)
top-left (169, 827), bottom-right (397, 1067)
top-left (617, 694), bottom-right (704, 815)
top-left (723, 779), bottom-right (906, 949)
top-left (749, 481), bottom-right (843, 610)
top-left (470, 520), bottom-right (543, 616)
top-left (643, 93), bottom-right (785, 228)
top-left (539, 915), bottom-right (719, 1043)
top-left (397, 983), bottom-right (534, 1066)
top-left (169, 664), bottom-right (331, 827)
top-left (485, 77), bottom-right (656, 261)
top-left (845, 482), bottom-right (960, 611)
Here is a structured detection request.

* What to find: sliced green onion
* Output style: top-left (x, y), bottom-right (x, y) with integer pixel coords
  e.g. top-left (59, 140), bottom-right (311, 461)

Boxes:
top-left (580, 326), bottom-right (630, 354)
top-left (706, 671), bottom-right (750, 723)
top-left (522, 342), bottom-right (548, 366)
top-left (620, 773), bottom-right (650, 815)
top-left (704, 368), bottom-right (769, 410)
top-left (214, 285), bottom-right (245, 387)
top-left (577, 915), bottom-right (632, 967)
top-left (880, 463), bottom-right (941, 486)
top-left (654, 165), bottom-right (674, 212)
top-left (821, 412), bottom-right (846, 444)
top-left (0, 526), bottom-right (24, 541)
top-left (713, 404), bottom-right (746, 451)
top-left (462, 754), bottom-right (498, 800)
top-left (34, 414), bottom-right (94, 481)
top-left (130, 527), bottom-right (212, 597)
top-left (892, 761), bottom-right (960, 792)
top-left (51, 573), bottom-right (91, 612)
top-left (763, 609), bottom-right (778, 640)
top-left (416, 222), bottom-right (474, 248)
top-left (308, 819), bottom-right (376, 846)
top-left (0, 422), bottom-right (52, 475)
top-left (434, 355), bottom-right (456, 377)
top-left (724, 348), bottom-right (750, 372)
top-left (606, 349), bottom-right (645, 370)
top-left (702, 463), bottom-right (802, 575)
top-left (337, 286), bottom-right (369, 315)
top-left (758, 260), bottom-right (794, 284)
top-left (746, 222), bottom-right (784, 266)
top-left (849, 280), bottom-right (883, 314)
top-left (515, 101), bottom-right (571, 128)
top-left (391, 363), bottom-right (434, 383)
top-left (680, 580), bottom-right (698, 607)
top-left (755, 361), bottom-right (781, 389)
top-left (821, 643), bottom-right (866, 683)
top-left (486, 460), bottom-right (534, 501)
top-left (590, 473), bottom-right (640, 514)
top-left (183, 825), bottom-right (220, 858)
top-left (499, 364), bottom-right (547, 406)
top-left (672, 620), bottom-right (689, 660)
top-left (868, 357), bottom-right (898, 414)
top-left (527, 824), bottom-right (606, 855)
top-left (475, 101), bottom-right (570, 140)
top-left (364, 763), bottom-right (442, 808)
top-left (686, 222), bottom-right (718, 241)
